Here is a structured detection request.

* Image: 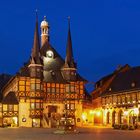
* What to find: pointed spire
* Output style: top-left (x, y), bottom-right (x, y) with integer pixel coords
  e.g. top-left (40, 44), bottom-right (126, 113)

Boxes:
top-left (31, 10), bottom-right (41, 64)
top-left (65, 17), bottom-right (76, 68)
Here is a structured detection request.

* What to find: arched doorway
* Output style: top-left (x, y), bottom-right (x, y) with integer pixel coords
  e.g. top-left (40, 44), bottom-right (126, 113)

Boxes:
top-left (106, 112), bottom-right (110, 124)
top-left (129, 109), bottom-right (138, 126)
top-left (112, 111), bottom-right (116, 125)
top-left (118, 110), bottom-right (123, 124)
top-left (94, 110), bottom-right (103, 125)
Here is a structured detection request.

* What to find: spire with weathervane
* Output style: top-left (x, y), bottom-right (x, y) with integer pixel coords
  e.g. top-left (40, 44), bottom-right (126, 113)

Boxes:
top-left (64, 17), bottom-right (76, 69)
top-left (62, 17), bottom-right (77, 81)
top-left (28, 10), bottom-right (43, 79)
top-left (31, 10), bottom-right (41, 64)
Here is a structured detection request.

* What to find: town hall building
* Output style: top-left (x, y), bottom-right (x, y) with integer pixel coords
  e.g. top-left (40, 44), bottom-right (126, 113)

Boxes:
top-left (0, 14), bottom-right (89, 128)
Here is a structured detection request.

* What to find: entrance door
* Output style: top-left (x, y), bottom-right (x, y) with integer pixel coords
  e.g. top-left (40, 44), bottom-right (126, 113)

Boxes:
top-left (107, 112), bottom-right (110, 124)
top-left (112, 111), bottom-right (116, 125)
top-left (48, 105), bottom-right (58, 128)
top-left (118, 110), bottom-right (123, 124)
top-left (3, 117), bottom-right (18, 127)
top-left (48, 105), bottom-right (57, 118)
top-left (32, 119), bottom-right (40, 127)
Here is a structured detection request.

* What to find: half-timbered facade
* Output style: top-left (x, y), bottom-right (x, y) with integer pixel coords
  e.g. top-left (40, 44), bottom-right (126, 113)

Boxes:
top-left (0, 15), bottom-right (88, 128)
top-left (91, 65), bottom-right (140, 129)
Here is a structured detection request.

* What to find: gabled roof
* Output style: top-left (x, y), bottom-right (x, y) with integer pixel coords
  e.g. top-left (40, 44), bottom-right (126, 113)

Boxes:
top-left (17, 62), bottom-right (30, 77)
top-left (92, 64), bottom-right (131, 98)
top-left (40, 42), bottom-right (67, 83)
top-left (2, 91), bottom-right (19, 104)
top-left (103, 66), bottom-right (140, 96)
top-left (40, 41), bottom-right (87, 83)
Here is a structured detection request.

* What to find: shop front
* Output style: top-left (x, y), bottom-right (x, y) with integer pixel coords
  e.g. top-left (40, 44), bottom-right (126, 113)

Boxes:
top-left (3, 117), bottom-right (18, 127)
top-left (32, 118), bottom-right (40, 127)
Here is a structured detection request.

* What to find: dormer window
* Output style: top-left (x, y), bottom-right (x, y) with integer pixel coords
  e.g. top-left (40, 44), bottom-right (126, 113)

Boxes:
top-left (131, 82), bottom-right (135, 88)
top-left (109, 88), bottom-right (112, 91)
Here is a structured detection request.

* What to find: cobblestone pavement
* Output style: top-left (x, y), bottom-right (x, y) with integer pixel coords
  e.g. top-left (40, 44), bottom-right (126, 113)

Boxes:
top-left (0, 127), bottom-right (140, 140)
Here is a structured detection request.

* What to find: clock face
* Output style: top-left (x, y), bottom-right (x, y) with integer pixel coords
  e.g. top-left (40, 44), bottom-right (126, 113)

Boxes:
top-left (46, 50), bottom-right (54, 58)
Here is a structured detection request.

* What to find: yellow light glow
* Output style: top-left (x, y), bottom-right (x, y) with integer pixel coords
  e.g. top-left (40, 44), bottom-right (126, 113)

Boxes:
top-left (13, 117), bottom-right (18, 125)
top-left (133, 108), bottom-right (139, 115)
top-left (124, 111), bottom-right (128, 116)
top-left (96, 111), bottom-right (101, 116)
top-left (89, 110), bottom-right (94, 115)
top-left (82, 112), bottom-right (87, 121)
top-left (133, 101), bottom-right (136, 103)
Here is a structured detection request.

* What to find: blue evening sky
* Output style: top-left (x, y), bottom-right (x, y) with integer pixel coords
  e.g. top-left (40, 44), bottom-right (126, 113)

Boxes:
top-left (0, 0), bottom-right (140, 84)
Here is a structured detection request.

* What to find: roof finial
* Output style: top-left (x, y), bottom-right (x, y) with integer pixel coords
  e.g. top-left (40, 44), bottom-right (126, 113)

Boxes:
top-left (35, 9), bottom-right (38, 21)
top-left (44, 16), bottom-right (46, 21)
top-left (68, 16), bottom-right (70, 29)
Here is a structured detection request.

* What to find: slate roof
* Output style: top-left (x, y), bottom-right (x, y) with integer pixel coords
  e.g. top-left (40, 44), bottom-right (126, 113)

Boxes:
top-left (2, 91), bottom-right (19, 104)
top-left (40, 42), bottom-right (87, 83)
top-left (40, 42), bottom-right (67, 83)
top-left (17, 62), bottom-right (30, 77)
top-left (103, 66), bottom-right (140, 95)
top-left (92, 65), bottom-right (140, 97)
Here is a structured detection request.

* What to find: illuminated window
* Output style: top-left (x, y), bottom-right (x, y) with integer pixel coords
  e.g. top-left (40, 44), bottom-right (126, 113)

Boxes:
top-left (14, 105), bottom-right (18, 111)
top-left (26, 81), bottom-right (30, 86)
top-left (71, 104), bottom-right (75, 110)
top-left (47, 83), bottom-right (50, 87)
top-left (40, 103), bottom-right (43, 108)
top-left (8, 105), bottom-right (14, 111)
top-left (66, 84), bottom-right (76, 93)
top-left (60, 84), bottom-right (64, 88)
top-left (19, 86), bottom-right (25, 91)
top-left (36, 84), bottom-right (40, 90)
top-left (71, 85), bottom-right (75, 92)
top-left (19, 81), bottom-right (25, 85)
top-left (31, 84), bottom-right (35, 90)
top-left (131, 82), bottom-right (135, 87)
top-left (60, 88), bottom-right (64, 93)
top-left (3, 105), bottom-right (7, 111)
top-left (52, 87), bottom-right (55, 93)
top-left (31, 103), bottom-right (35, 109)
top-left (52, 83), bottom-right (55, 87)
top-left (65, 104), bottom-right (70, 109)
top-left (56, 88), bottom-right (59, 93)
top-left (26, 86), bottom-right (30, 91)
top-left (56, 84), bottom-right (59, 88)
top-left (80, 85), bottom-right (83, 89)
top-left (36, 103), bottom-right (40, 109)
top-left (66, 85), bottom-right (70, 93)
top-left (80, 90), bottom-right (83, 94)
top-left (41, 85), bottom-right (43, 90)
top-left (47, 88), bottom-right (51, 92)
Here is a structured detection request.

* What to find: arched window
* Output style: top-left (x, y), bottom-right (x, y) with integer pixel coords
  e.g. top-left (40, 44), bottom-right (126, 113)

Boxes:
top-left (107, 112), bottom-right (110, 124)
top-left (112, 111), bottom-right (116, 125)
